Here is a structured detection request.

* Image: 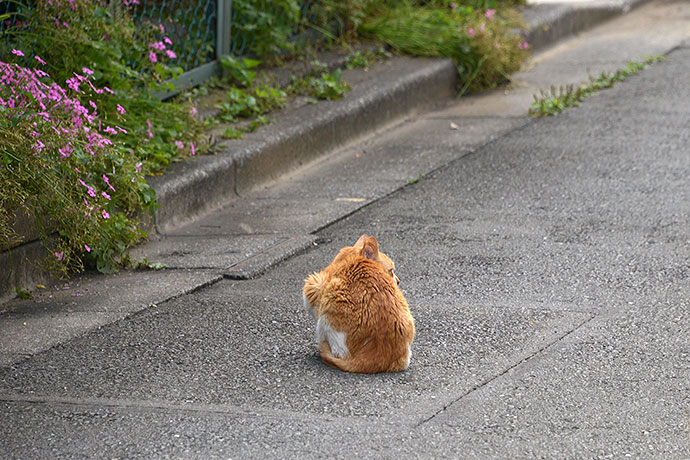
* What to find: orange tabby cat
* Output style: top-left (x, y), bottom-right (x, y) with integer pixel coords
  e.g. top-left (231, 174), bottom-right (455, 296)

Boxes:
top-left (303, 235), bottom-right (415, 373)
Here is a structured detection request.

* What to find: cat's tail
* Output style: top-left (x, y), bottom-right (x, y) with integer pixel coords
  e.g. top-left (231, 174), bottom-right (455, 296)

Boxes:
top-left (303, 271), bottom-right (328, 315)
top-left (303, 271), bottom-right (327, 303)
top-left (319, 343), bottom-right (410, 374)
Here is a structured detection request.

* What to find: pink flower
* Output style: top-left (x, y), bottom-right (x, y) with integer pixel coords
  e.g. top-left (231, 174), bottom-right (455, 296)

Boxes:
top-left (146, 119), bottom-right (153, 138)
top-left (82, 67), bottom-right (94, 75)
top-left (116, 104), bottom-right (126, 114)
top-left (149, 41), bottom-right (166, 51)
top-left (135, 162), bottom-right (142, 172)
top-left (59, 145), bottom-right (72, 158)
top-left (449, 2), bottom-right (457, 8)
top-left (115, 126), bottom-right (127, 134)
top-left (164, 37), bottom-right (173, 46)
top-left (11, 49), bottom-right (24, 57)
top-left (103, 174), bottom-right (115, 191)
top-left (87, 81), bottom-right (104, 95)
top-left (103, 86), bottom-right (113, 94)
top-left (85, 244), bottom-right (91, 252)
top-left (149, 51), bottom-right (157, 63)
top-left (468, 28), bottom-right (475, 38)
top-left (165, 50), bottom-right (177, 59)
top-left (89, 100), bottom-right (97, 110)
top-left (190, 142), bottom-right (196, 156)
top-left (485, 9), bottom-right (496, 19)
top-left (35, 55), bottom-right (46, 65)
top-left (66, 77), bottom-right (81, 92)
top-left (102, 210), bottom-right (110, 219)
top-left (55, 251), bottom-right (64, 261)
top-left (175, 140), bottom-right (184, 149)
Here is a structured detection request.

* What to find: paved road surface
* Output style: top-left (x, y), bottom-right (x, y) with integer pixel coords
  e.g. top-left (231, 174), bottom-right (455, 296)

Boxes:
top-left (1, 3), bottom-right (689, 459)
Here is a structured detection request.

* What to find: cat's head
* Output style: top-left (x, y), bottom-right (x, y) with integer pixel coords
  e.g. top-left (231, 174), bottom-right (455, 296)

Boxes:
top-left (336, 234), bottom-right (400, 285)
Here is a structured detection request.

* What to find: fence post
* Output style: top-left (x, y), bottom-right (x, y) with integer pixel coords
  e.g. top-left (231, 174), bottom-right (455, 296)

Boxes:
top-left (216, 0), bottom-right (232, 59)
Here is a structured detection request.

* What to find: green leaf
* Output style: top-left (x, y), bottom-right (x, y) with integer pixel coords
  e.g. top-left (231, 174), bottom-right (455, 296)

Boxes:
top-left (242, 58), bottom-right (261, 69)
top-left (15, 286), bottom-right (32, 300)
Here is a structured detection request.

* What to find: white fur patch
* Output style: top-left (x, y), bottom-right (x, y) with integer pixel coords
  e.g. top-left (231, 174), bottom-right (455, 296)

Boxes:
top-left (406, 346), bottom-right (412, 369)
top-left (316, 316), bottom-right (350, 359)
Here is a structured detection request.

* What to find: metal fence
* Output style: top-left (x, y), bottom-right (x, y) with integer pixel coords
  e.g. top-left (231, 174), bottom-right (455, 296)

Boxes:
top-left (131, 0), bottom-right (220, 72)
top-left (126, 0), bottom-right (231, 96)
top-left (1, 0), bottom-right (323, 96)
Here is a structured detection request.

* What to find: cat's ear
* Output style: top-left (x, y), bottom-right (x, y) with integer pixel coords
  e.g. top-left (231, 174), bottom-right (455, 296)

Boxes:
top-left (354, 234), bottom-right (369, 249)
top-left (361, 236), bottom-right (379, 260)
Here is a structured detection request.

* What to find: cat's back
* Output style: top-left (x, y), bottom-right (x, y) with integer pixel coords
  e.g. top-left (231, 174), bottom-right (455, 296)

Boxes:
top-left (327, 253), bottom-right (412, 329)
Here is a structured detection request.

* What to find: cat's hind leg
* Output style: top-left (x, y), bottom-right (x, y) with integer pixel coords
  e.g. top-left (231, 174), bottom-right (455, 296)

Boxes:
top-left (315, 316), bottom-right (349, 358)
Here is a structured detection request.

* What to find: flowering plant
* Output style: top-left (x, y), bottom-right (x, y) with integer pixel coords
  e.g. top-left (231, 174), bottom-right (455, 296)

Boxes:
top-left (1, 0), bottom-right (205, 276)
top-left (0, 57), bottom-right (153, 274)
top-left (3, 0), bottom-right (204, 173)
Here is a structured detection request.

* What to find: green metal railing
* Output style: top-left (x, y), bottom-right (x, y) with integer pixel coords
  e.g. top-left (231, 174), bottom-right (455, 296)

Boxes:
top-left (132, 0), bottom-right (220, 72)
top-left (136, 0), bottom-right (232, 96)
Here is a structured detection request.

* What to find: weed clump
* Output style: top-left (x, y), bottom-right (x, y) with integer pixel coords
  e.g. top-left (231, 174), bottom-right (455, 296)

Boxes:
top-left (529, 56), bottom-right (666, 117)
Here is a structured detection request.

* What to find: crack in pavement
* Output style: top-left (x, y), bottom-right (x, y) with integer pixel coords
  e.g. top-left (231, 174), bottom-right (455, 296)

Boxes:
top-left (0, 393), bottom-right (400, 427)
top-left (413, 312), bottom-right (596, 428)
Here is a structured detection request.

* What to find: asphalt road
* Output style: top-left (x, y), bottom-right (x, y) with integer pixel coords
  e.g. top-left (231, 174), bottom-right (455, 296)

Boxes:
top-left (2, 17), bottom-right (690, 460)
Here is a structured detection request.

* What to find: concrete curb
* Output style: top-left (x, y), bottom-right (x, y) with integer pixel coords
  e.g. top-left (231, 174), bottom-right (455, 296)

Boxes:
top-left (523, 0), bottom-right (651, 51)
top-left (148, 57), bottom-right (458, 233)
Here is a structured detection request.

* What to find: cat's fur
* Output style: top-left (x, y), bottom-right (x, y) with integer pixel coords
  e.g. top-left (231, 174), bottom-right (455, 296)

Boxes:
top-left (303, 235), bottom-right (415, 373)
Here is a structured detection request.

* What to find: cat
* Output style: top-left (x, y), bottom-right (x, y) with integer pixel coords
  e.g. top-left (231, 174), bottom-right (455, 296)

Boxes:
top-left (302, 234), bottom-right (415, 373)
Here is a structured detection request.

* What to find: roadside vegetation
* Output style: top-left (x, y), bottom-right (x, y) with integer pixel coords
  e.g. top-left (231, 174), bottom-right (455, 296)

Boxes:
top-left (1, 0), bottom-right (529, 283)
top-left (529, 56), bottom-right (666, 117)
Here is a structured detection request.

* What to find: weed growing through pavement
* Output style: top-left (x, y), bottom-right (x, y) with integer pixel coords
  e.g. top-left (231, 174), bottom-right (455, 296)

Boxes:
top-left (295, 67), bottom-right (351, 100)
top-left (345, 48), bottom-right (392, 70)
top-left (529, 55), bottom-right (667, 117)
top-left (407, 173), bottom-right (425, 185)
